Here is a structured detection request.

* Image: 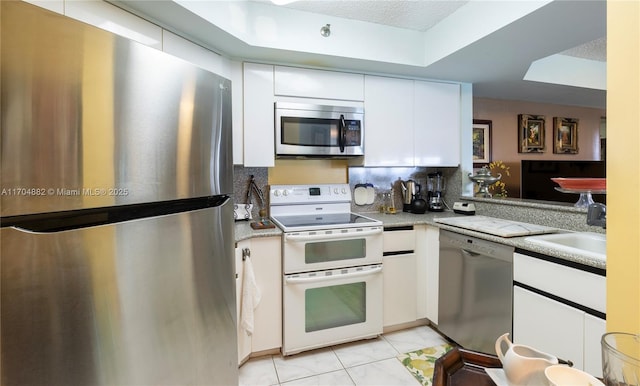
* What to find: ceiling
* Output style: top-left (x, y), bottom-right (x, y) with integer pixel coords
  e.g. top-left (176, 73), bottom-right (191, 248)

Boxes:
top-left (111, 0), bottom-right (607, 109)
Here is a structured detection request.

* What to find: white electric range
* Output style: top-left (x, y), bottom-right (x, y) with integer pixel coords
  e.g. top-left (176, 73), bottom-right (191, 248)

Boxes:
top-left (269, 184), bottom-right (384, 355)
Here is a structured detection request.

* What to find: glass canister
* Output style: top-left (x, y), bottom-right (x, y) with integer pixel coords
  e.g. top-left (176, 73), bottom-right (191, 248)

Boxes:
top-left (602, 332), bottom-right (640, 385)
top-left (378, 190), bottom-right (396, 214)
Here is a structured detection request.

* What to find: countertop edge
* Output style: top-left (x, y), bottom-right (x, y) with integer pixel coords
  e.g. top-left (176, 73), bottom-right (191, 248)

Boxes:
top-left (234, 211), bottom-right (605, 270)
top-left (234, 221), bottom-right (282, 243)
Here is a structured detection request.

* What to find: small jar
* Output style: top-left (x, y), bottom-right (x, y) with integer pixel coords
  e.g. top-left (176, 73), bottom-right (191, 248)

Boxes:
top-left (380, 190), bottom-right (396, 214)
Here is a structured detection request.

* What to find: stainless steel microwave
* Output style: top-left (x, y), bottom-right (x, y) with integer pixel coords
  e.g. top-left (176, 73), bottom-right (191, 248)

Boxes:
top-left (275, 102), bottom-right (364, 158)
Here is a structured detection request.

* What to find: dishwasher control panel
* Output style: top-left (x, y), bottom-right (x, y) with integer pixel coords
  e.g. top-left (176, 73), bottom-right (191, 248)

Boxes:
top-left (440, 230), bottom-right (514, 261)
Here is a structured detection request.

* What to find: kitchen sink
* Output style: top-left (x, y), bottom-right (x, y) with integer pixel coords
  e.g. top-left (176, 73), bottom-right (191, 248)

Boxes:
top-left (524, 232), bottom-right (606, 261)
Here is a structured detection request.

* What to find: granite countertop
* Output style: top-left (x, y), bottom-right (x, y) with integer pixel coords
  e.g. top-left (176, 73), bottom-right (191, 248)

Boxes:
top-left (235, 210), bottom-right (605, 271)
top-left (235, 220), bottom-right (282, 242)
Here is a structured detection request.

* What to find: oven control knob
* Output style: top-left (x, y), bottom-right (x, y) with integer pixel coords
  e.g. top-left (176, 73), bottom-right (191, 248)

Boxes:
top-left (273, 190), bottom-right (280, 197)
top-left (282, 190), bottom-right (289, 196)
top-left (333, 187), bottom-right (339, 194)
top-left (341, 187), bottom-right (347, 194)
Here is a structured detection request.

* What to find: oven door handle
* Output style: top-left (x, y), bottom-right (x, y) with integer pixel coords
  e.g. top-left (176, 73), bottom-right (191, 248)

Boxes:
top-left (285, 266), bottom-right (383, 284)
top-left (285, 228), bottom-right (382, 242)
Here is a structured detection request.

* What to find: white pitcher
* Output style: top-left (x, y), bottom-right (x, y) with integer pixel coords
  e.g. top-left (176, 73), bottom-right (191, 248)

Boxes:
top-left (495, 333), bottom-right (559, 386)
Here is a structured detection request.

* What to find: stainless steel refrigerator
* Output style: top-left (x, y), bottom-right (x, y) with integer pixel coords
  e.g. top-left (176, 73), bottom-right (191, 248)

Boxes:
top-left (1, 2), bottom-right (237, 385)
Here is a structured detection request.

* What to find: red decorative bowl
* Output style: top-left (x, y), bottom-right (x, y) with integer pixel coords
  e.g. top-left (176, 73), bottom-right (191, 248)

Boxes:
top-left (551, 178), bottom-right (606, 191)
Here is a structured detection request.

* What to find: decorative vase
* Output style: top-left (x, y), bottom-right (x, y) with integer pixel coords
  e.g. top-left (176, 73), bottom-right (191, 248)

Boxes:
top-left (469, 166), bottom-right (502, 198)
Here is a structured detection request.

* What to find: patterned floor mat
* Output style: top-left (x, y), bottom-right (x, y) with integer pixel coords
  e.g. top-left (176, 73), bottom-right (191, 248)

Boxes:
top-left (397, 343), bottom-right (455, 386)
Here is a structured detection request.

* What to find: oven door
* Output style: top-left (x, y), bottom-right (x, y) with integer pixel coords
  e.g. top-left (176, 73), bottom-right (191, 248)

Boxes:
top-left (282, 264), bottom-right (383, 356)
top-left (282, 226), bottom-right (383, 273)
top-left (275, 103), bottom-right (364, 157)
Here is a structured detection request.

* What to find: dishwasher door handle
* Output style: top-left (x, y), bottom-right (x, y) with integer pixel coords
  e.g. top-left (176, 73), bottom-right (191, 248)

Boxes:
top-left (461, 249), bottom-right (482, 257)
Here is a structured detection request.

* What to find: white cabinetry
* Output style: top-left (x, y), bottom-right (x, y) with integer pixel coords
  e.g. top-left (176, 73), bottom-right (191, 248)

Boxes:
top-left (413, 81), bottom-right (460, 166)
top-left (243, 63), bottom-right (275, 167)
top-left (514, 286), bottom-right (585, 368)
top-left (274, 66), bottom-right (364, 101)
top-left (363, 76), bottom-right (415, 167)
top-left (235, 236), bottom-right (282, 364)
top-left (423, 225), bottom-right (440, 324)
top-left (382, 226), bottom-right (417, 327)
top-left (235, 240), bottom-right (252, 364)
top-left (361, 76), bottom-right (461, 167)
top-left (513, 252), bottom-right (606, 378)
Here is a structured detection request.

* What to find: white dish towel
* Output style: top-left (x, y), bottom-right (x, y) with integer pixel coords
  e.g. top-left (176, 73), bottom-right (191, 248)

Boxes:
top-left (240, 255), bottom-right (262, 335)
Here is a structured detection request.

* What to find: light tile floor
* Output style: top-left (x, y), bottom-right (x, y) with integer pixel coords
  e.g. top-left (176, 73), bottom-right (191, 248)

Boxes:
top-left (239, 325), bottom-right (450, 386)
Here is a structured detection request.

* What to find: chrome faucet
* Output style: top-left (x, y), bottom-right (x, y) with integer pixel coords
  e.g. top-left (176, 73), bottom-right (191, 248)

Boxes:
top-left (587, 203), bottom-right (606, 228)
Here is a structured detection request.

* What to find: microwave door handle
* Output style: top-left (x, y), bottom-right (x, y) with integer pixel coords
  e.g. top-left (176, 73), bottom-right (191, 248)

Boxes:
top-left (339, 114), bottom-right (346, 152)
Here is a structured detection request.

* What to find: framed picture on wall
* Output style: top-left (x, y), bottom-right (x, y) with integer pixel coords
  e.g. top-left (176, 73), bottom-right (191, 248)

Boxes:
top-left (553, 117), bottom-right (579, 154)
top-left (472, 119), bottom-right (492, 165)
top-left (518, 114), bottom-right (546, 153)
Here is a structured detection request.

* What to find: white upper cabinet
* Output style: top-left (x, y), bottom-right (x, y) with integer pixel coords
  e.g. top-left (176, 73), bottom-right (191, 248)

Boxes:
top-left (274, 66), bottom-right (364, 101)
top-left (414, 81), bottom-right (461, 166)
top-left (243, 63), bottom-right (275, 167)
top-left (238, 63), bottom-right (462, 167)
top-left (360, 76), bottom-right (461, 167)
top-left (231, 62), bottom-right (244, 165)
top-left (362, 76), bottom-right (414, 166)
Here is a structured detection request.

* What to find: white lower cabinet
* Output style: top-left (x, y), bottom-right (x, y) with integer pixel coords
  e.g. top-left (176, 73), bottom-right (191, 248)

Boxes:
top-left (584, 313), bottom-right (607, 377)
top-left (513, 252), bottom-right (606, 378)
top-left (382, 225), bottom-right (437, 328)
top-left (235, 236), bottom-right (282, 364)
top-left (513, 286), bottom-right (585, 369)
top-left (383, 253), bottom-right (417, 326)
top-left (382, 226), bottom-right (417, 327)
top-left (423, 225), bottom-right (440, 324)
top-left (235, 240), bottom-right (252, 364)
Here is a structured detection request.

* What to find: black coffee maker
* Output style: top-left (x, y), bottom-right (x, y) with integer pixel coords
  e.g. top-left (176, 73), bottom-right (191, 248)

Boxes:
top-left (427, 172), bottom-right (445, 212)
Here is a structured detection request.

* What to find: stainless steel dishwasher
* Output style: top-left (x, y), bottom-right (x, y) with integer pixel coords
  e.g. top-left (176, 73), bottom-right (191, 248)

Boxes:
top-left (438, 230), bottom-right (514, 354)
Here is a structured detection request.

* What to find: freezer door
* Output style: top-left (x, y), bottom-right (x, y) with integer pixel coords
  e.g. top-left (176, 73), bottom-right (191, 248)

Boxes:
top-left (1, 202), bottom-right (237, 386)
top-left (1, 1), bottom-right (233, 217)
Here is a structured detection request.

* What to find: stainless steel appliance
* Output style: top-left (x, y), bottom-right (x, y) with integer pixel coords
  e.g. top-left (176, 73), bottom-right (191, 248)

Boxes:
top-left (427, 172), bottom-right (445, 212)
top-left (270, 184), bottom-right (383, 355)
top-left (438, 230), bottom-right (514, 354)
top-left (1, 2), bottom-right (237, 385)
top-left (275, 102), bottom-right (364, 158)
top-left (400, 179), bottom-right (422, 213)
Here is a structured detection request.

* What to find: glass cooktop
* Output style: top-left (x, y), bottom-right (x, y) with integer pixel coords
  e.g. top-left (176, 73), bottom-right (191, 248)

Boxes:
top-left (271, 212), bottom-right (381, 232)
